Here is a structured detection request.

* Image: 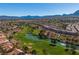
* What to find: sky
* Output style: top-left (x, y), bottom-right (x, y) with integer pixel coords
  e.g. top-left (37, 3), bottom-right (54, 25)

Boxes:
top-left (0, 3), bottom-right (79, 16)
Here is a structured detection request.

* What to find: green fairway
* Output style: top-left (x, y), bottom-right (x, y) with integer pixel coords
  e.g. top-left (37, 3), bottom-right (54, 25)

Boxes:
top-left (14, 26), bottom-right (79, 55)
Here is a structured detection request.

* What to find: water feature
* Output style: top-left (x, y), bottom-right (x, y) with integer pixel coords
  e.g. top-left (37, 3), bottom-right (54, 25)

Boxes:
top-left (25, 33), bottom-right (51, 44)
top-left (25, 33), bottom-right (79, 51)
top-left (25, 34), bottom-right (39, 41)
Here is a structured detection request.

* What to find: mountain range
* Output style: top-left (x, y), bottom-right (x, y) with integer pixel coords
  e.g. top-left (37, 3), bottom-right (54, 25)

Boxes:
top-left (0, 10), bottom-right (79, 20)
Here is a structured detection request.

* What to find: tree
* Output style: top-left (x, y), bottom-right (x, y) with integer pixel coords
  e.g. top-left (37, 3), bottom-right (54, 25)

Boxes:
top-left (42, 48), bottom-right (48, 55)
top-left (70, 39), bottom-right (77, 55)
top-left (22, 45), bottom-right (29, 53)
top-left (38, 30), bottom-right (46, 39)
top-left (50, 38), bottom-right (57, 46)
top-left (31, 49), bottom-right (37, 55)
top-left (65, 38), bottom-right (70, 51)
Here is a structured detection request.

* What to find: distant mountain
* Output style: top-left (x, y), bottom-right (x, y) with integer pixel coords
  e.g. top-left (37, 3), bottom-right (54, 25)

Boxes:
top-left (20, 15), bottom-right (42, 19)
top-left (0, 10), bottom-right (79, 20)
top-left (0, 16), bottom-right (20, 20)
top-left (0, 15), bottom-right (54, 20)
top-left (62, 10), bottom-right (79, 16)
top-left (73, 10), bottom-right (79, 16)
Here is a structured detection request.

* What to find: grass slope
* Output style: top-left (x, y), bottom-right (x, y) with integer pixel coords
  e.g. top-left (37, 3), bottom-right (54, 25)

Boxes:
top-left (14, 26), bottom-right (79, 55)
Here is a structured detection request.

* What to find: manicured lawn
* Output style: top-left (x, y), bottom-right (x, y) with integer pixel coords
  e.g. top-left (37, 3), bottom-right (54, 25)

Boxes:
top-left (14, 26), bottom-right (79, 55)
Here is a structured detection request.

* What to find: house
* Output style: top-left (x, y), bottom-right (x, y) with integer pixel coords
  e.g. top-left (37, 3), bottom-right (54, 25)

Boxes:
top-left (0, 32), bottom-right (24, 55)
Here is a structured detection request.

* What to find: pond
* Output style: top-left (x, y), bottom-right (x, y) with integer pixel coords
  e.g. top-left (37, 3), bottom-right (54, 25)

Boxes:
top-left (25, 34), bottom-right (39, 41)
top-left (25, 33), bottom-right (51, 43)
